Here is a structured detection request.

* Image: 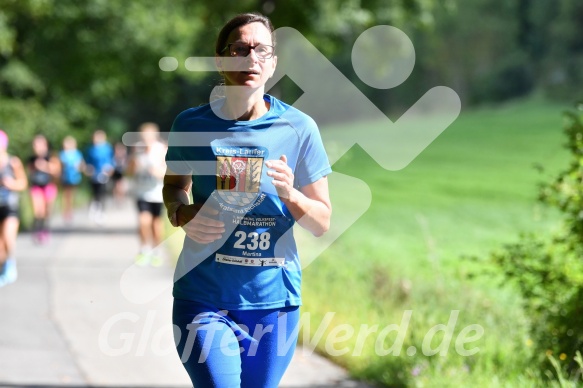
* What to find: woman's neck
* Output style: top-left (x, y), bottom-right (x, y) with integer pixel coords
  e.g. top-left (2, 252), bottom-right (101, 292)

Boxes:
top-left (222, 87), bottom-right (268, 121)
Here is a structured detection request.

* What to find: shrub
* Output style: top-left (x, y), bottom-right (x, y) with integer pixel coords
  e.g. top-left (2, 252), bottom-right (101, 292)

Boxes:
top-left (488, 101), bottom-right (583, 376)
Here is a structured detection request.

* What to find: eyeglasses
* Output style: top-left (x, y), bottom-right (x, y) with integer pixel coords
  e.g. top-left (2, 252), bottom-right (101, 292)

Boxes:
top-left (222, 42), bottom-right (275, 59)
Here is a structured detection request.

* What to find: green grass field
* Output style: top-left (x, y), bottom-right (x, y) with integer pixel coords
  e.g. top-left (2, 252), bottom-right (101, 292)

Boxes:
top-left (299, 97), bottom-right (572, 387)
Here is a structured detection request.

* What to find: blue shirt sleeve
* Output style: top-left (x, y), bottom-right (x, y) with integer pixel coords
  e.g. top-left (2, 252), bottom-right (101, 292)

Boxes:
top-left (108, 144), bottom-right (114, 166)
top-left (293, 116), bottom-right (332, 188)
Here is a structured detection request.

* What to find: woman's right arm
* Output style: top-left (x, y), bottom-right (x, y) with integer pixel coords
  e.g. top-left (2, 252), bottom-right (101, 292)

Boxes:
top-left (4, 157), bottom-right (28, 191)
top-left (125, 153), bottom-right (137, 177)
top-left (163, 169), bottom-right (224, 244)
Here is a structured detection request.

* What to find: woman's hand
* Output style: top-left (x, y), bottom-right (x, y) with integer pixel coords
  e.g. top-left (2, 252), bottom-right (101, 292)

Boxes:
top-left (163, 168), bottom-right (224, 244)
top-left (266, 155), bottom-right (294, 201)
top-left (84, 164), bottom-right (95, 177)
top-left (265, 154), bottom-right (331, 237)
top-left (1, 175), bottom-right (15, 189)
top-left (34, 158), bottom-right (49, 172)
top-left (179, 203), bottom-right (225, 244)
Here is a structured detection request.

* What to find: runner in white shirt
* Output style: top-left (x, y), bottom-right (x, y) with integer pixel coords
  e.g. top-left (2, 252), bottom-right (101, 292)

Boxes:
top-left (127, 122), bottom-right (167, 266)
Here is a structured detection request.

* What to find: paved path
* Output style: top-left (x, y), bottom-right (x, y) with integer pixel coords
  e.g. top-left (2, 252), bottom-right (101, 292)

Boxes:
top-left (0, 200), bottom-right (372, 388)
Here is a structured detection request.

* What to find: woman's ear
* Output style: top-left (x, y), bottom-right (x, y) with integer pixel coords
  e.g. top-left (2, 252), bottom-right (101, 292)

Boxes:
top-left (215, 54), bottom-right (224, 74)
top-left (270, 55), bottom-right (277, 78)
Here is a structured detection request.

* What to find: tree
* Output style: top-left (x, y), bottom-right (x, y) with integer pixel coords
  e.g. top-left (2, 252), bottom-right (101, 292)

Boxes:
top-left (0, 0), bottom-right (208, 154)
top-left (0, 0), bottom-right (442, 157)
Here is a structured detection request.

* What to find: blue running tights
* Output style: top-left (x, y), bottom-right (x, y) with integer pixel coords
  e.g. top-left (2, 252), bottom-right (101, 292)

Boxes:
top-left (173, 299), bottom-right (300, 388)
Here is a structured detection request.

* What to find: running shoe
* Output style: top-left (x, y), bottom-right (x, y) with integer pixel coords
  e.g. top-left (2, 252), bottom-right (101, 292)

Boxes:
top-left (3, 258), bottom-right (17, 285)
top-left (0, 261), bottom-right (6, 288)
top-left (33, 231), bottom-right (43, 244)
top-left (40, 230), bottom-right (51, 244)
top-left (150, 255), bottom-right (163, 267)
top-left (135, 253), bottom-right (150, 267)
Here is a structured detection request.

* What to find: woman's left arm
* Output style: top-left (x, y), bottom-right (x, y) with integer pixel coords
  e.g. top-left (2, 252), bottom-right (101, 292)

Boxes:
top-left (267, 155), bottom-right (331, 237)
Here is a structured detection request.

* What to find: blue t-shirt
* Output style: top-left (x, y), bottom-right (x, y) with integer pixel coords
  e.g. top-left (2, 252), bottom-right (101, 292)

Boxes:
top-left (85, 143), bottom-right (114, 183)
top-left (60, 149), bottom-right (84, 185)
top-left (166, 94), bottom-right (332, 310)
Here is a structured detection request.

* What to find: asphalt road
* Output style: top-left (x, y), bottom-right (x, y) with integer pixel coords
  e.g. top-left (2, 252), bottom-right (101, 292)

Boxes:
top-left (0, 199), bottom-right (372, 388)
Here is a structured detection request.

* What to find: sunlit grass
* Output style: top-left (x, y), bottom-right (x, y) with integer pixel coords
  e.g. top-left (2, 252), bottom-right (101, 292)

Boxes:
top-left (161, 97), bottom-right (571, 386)
top-left (300, 97), bottom-right (570, 386)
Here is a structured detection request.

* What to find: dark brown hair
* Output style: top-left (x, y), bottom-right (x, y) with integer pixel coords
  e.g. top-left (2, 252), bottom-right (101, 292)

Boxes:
top-left (215, 12), bottom-right (276, 55)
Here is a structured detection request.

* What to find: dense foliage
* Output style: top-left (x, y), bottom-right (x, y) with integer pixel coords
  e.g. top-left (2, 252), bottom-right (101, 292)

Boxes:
top-left (0, 0), bottom-right (438, 156)
top-left (0, 0), bottom-right (206, 154)
top-left (490, 103), bottom-right (583, 380)
top-left (1, 0), bottom-right (582, 158)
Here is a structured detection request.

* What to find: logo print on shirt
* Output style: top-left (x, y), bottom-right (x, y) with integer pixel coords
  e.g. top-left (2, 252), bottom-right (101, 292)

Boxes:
top-left (215, 154), bottom-right (263, 207)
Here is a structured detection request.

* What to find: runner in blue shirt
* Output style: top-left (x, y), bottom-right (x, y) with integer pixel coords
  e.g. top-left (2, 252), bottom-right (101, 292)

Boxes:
top-left (85, 130), bottom-right (114, 224)
top-left (163, 12), bottom-right (332, 388)
top-left (59, 136), bottom-right (85, 222)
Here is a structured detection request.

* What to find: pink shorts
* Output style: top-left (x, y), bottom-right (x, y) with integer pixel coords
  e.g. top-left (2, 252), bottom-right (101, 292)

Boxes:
top-left (30, 183), bottom-right (58, 203)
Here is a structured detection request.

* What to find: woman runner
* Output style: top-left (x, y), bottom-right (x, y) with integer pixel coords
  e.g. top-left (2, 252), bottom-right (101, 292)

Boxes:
top-left (163, 12), bottom-right (332, 388)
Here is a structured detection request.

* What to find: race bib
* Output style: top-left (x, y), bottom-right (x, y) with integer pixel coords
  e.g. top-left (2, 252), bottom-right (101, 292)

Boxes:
top-left (215, 214), bottom-right (293, 267)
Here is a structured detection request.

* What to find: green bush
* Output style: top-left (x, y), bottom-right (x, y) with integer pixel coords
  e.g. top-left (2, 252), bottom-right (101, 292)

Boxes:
top-left (488, 102), bottom-right (583, 378)
top-left (491, 234), bottom-right (583, 368)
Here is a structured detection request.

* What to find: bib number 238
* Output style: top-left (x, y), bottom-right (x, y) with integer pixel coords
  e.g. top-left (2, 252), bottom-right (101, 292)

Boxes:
top-left (233, 231), bottom-right (271, 251)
